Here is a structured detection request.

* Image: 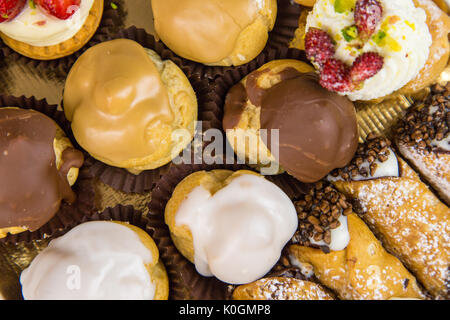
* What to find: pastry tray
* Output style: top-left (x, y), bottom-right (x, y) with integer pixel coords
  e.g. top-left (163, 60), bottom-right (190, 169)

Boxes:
top-left (0, 0), bottom-right (448, 300)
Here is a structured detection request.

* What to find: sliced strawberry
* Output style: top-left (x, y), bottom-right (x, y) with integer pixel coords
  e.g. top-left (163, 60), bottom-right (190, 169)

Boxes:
top-left (350, 52), bottom-right (384, 83)
top-left (354, 0), bottom-right (383, 40)
top-left (0, 0), bottom-right (26, 23)
top-left (319, 58), bottom-right (354, 93)
top-left (35, 0), bottom-right (80, 20)
top-left (305, 27), bottom-right (335, 69)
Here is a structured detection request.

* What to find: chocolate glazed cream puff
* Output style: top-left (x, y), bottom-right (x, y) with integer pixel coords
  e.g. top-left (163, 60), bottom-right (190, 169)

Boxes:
top-left (63, 39), bottom-right (198, 174)
top-left (0, 108), bottom-right (84, 238)
top-left (222, 59), bottom-right (359, 183)
top-left (151, 0), bottom-right (277, 66)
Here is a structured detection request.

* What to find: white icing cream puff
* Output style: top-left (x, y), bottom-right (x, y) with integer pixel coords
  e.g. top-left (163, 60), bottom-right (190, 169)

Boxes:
top-left (170, 172), bottom-right (298, 285)
top-left (20, 221), bottom-right (166, 300)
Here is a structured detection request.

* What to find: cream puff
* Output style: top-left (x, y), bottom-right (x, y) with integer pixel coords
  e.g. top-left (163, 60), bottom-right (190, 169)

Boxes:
top-left (298, 0), bottom-right (450, 101)
top-left (0, 107), bottom-right (84, 239)
top-left (151, 0), bottom-right (277, 66)
top-left (63, 39), bottom-right (198, 174)
top-left (222, 59), bottom-right (359, 183)
top-left (20, 221), bottom-right (169, 300)
top-left (165, 170), bottom-right (298, 285)
top-left (0, 0), bottom-right (103, 60)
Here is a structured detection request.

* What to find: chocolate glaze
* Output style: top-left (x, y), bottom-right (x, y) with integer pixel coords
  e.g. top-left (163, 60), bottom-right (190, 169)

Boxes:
top-left (0, 109), bottom-right (84, 231)
top-left (224, 67), bottom-right (358, 183)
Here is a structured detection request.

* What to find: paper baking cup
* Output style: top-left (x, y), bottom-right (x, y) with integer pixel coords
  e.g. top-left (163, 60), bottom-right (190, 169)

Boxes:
top-left (0, 95), bottom-right (96, 245)
top-left (147, 161), bottom-right (311, 300)
top-left (0, 0), bottom-right (120, 73)
top-left (68, 26), bottom-right (221, 194)
top-left (168, 0), bottom-right (304, 80)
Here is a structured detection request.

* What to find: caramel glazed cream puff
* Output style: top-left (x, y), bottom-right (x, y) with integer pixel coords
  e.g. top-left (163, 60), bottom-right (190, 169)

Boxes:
top-left (0, 0), bottom-right (104, 60)
top-left (20, 221), bottom-right (169, 300)
top-left (63, 39), bottom-right (197, 174)
top-left (152, 0), bottom-right (277, 66)
top-left (297, 0), bottom-right (450, 101)
top-left (165, 170), bottom-right (298, 285)
top-left (0, 108), bottom-right (84, 238)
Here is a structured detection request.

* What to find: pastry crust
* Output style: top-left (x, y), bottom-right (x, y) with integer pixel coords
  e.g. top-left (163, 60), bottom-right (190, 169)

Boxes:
top-left (113, 222), bottom-right (169, 300)
top-left (0, 107), bottom-right (80, 239)
top-left (291, 0), bottom-right (450, 99)
top-left (333, 158), bottom-right (450, 299)
top-left (289, 214), bottom-right (426, 300)
top-left (0, 0), bottom-right (103, 60)
top-left (232, 277), bottom-right (334, 300)
top-left (165, 169), bottom-right (259, 263)
top-left (396, 141), bottom-right (450, 205)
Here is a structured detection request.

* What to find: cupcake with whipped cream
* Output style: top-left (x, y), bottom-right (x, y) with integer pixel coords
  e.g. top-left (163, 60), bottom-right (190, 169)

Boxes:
top-left (0, 0), bottom-right (104, 60)
top-left (300, 0), bottom-right (450, 101)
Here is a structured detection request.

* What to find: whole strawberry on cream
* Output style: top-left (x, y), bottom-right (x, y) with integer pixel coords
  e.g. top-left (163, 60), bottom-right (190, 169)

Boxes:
top-left (304, 0), bottom-right (432, 101)
top-left (0, 0), bottom-right (94, 47)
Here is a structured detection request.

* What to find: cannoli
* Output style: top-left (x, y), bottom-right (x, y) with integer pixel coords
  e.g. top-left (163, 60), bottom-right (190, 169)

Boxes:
top-left (330, 134), bottom-right (450, 299)
top-left (232, 277), bottom-right (334, 300)
top-left (288, 182), bottom-right (426, 300)
top-left (395, 83), bottom-right (450, 206)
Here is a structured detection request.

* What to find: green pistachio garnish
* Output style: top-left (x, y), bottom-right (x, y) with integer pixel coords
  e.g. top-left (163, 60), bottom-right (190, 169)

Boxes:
top-left (373, 30), bottom-right (387, 45)
top-left (111, 3), bottom-right (118, 10)
top-left (342, 25), bottom-right (358, 42)
top-left (29, 0), bottom-right (36, 9)
top-left (334, 0), bottom-right (356, 13)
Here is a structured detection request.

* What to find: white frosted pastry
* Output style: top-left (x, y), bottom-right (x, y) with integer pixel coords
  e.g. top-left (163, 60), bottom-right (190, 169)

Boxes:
top-left (306, 0), bottom-right (432, 101)
top-left (20, 221), bottom-right (166, 300)
top-left (169, 171), bottom-right (298, 285)
top-left (0, 0), bottom-right (94, 46)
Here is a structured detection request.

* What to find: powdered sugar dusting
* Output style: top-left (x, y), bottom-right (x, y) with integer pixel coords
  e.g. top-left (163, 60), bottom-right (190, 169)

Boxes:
top-left (336, 159), bottom-right (450, 298)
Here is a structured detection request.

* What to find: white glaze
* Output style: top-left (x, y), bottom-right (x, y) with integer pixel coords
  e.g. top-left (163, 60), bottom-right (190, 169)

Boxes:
top-left (0, 0), bottom-right (94, 46)
top-left (309, 215), bottom-right (350, 251)
top-left (175, 174), bottom-right (298, 285)
top-left (306, 0), bottom-right (432, 101)
top-left (328, 147), bottom-right (399, 182)
top-left (20, 221), bottom-right (156, 300)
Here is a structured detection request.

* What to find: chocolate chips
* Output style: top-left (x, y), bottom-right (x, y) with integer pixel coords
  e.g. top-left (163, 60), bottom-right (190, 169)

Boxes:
top-left (330, 133), bottom-right (392, 181)
top-left (396, 83), bottom-right (449, 153)
top-left (291, 182), bottom-right (352, 252)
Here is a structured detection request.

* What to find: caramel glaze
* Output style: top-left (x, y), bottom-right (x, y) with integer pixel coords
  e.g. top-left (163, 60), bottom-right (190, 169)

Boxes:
top-left (64, 39), bottom-right (174, 166)
top-left (223, 68), bottom-right (358, 183)
top-left (0, 109), bottom-right (84, 231)
top-left (152, 0), bottom-right (258, 64)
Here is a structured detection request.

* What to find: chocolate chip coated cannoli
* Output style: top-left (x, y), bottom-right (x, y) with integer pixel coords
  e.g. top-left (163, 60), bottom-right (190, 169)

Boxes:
top-left (288, 182), bottom-right (426, 300)
top-left (330, 135), bottom-right (450, 299)
top-left (395, 83), bottom-right (450, 206)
